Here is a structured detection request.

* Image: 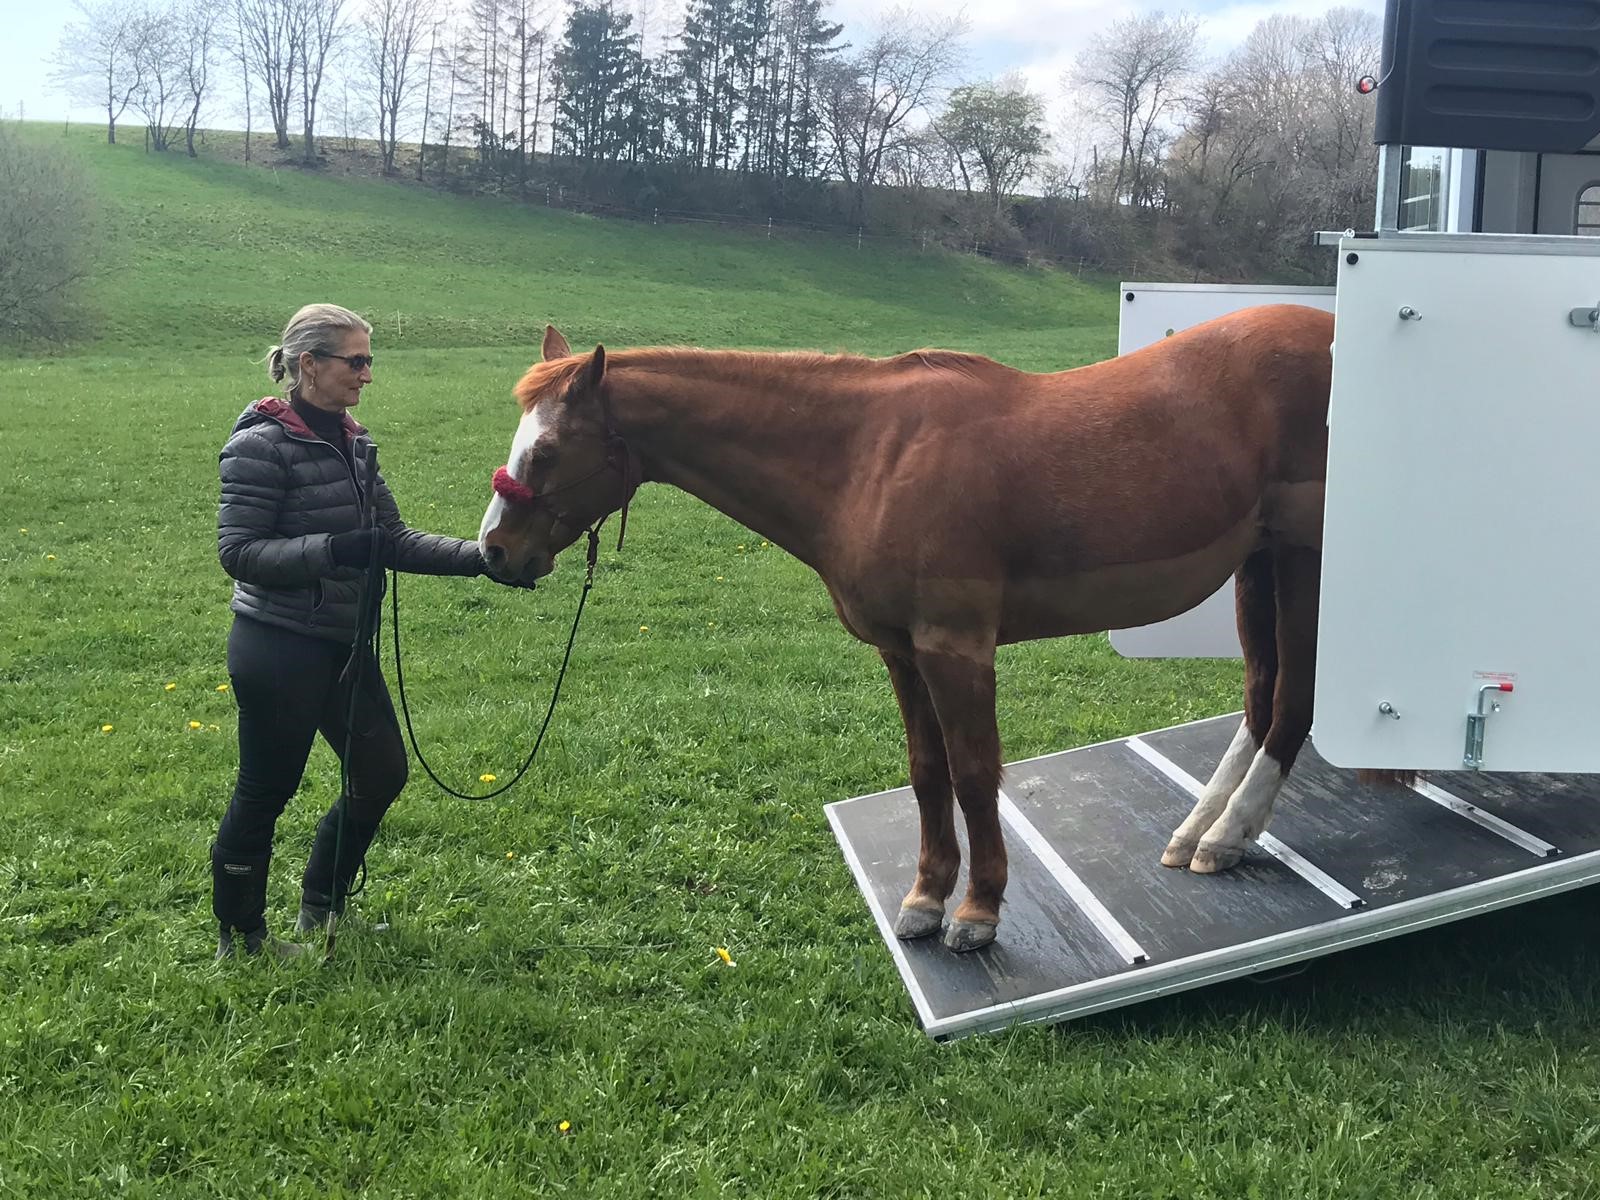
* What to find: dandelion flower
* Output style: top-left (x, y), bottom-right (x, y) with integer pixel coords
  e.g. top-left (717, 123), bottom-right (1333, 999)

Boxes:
top-left (216, 684), bottom-right (230, 692)
top-left (505, 851), bottom-right (516, 860)
top-left (207, 724), bottom-right (219, 732)
top-left (164, 682), bottom-right (177, 691)
top-left (639, 625), bottom-right (649, 632)
top-left (737, 543), bottom-right (746, 550)
top-left (18, 528), bottom-right (27, 534)
top-left (715, 946), bottom-right (736, 967)
top-left (480, 773), bottom-right (497, 783)
top-left (558, 1121), bottom-right (571, 1133)
top-left (101, 724), bottom-right (114, 733)
top-left (189, 721), bottom-right (202, 730)
top-left (46, 554), bottom-right (56, 561)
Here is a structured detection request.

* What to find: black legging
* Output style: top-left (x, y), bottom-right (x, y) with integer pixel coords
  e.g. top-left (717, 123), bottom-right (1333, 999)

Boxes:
top-left (215, 614), bottom-right (408, 879)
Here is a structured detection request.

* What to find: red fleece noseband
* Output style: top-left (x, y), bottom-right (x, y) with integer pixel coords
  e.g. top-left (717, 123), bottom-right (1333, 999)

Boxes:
top-left (492, 466), bottom-right (538, 507)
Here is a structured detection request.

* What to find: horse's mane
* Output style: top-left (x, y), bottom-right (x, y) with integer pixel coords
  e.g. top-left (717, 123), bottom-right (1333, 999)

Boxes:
top-left (885, 349), bottom-right (995, 380)
top-left (513, 356), bottom-right (589, 411)
top-left (513, 344), bottom-right (1004, 411)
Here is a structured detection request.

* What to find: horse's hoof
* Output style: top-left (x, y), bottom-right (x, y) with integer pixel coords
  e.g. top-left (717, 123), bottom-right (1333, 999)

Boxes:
top-left (1161, 837), bottom-right (1197, 868)
top-left (1190, 842), bottom-right (1244, 874)
top-left (894, 904), bottom-right (944, 940)
top-left (943, 919), bottom-right (996, 953)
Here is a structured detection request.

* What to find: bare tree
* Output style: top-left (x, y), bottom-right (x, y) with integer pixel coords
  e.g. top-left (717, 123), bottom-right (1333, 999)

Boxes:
top-left (366, 0), bottom-right (433, 171)
top-left (1158, 7), bottom-right (1380, 278)
top-left (236, 0), bottom-right (300, 149)
top-left (53, 0), bottom-right (148, 145)
top-left (1071, 10), bottom-right (1199, 207)
top-left (179, 0), bottom-right (222, 156)
top-left (820, 7), bottom-right (966, 223)
top-left (298, 0), bottom-right (348, 163)
top-left (129, 6), bottom-right (186, 151)
top-left (228, 0), bottom-right (257, 158)
top-left (418, 14), bottom-right (442, 171)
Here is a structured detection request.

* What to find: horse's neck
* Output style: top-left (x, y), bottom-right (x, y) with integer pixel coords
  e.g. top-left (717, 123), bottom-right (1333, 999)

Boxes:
top-left (613, 355), bottom-right (862, 567)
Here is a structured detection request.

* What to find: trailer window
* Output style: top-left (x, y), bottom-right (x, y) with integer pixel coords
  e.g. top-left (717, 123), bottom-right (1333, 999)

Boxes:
top-left (1577, 184), bottom-right (1600, 236)
top-left (1399, 147), bottom-right (1449, 231)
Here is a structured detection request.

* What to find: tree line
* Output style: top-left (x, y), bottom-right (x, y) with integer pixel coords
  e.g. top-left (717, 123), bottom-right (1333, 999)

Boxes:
top-left (51, 0), bottom-right (1384, 282)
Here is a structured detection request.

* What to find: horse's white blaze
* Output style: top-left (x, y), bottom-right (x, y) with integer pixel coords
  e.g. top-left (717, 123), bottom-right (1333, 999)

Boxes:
top-left (1168, 718), bottom-right (1258, 851)
top-left (479, 405), bottom-right (549, 542)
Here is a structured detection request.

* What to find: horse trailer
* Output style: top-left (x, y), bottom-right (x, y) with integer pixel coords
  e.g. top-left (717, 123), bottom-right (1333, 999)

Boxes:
top-left (829, 0), bottom-right (1600, 1039)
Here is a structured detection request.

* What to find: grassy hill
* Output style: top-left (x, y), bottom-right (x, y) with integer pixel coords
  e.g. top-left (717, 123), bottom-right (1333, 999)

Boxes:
top-left (28, 122), bottom-right (1118, 368)
top-left (4, 124), bottom-right (1599, 1199)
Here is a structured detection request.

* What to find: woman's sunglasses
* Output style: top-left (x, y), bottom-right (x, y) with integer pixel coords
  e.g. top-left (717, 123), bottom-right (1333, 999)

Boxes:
top-left (314, 351), bottom-right (375, 370)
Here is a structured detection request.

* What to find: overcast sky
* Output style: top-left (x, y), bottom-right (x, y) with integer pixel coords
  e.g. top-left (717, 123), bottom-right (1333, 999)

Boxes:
top-left (8, 0), bottom-right (1387, 133)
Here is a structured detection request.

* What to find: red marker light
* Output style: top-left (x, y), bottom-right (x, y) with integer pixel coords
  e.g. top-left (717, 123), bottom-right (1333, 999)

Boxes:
top-left (1497, 682), bottom-right (1514, 693)
top-left (1357, 76), bottom-right (1377, 95)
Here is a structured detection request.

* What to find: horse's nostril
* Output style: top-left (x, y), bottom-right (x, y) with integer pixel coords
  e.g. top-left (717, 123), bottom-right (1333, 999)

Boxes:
top-left (483, 543), bottom-right (506, 570)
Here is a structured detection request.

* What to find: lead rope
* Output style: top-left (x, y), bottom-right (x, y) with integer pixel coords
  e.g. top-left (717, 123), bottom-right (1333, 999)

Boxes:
top-left (325, 442), bottom-right (384, 963)
top-left (391, 522), bottom-right (604, 801)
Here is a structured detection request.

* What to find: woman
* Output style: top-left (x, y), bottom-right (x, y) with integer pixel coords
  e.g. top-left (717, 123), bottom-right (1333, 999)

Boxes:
top-left (211, 302), bottom-right (510, 959)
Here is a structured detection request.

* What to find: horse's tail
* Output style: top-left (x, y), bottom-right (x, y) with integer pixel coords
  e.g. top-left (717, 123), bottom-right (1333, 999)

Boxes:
top-left (1356, 768), bottom-right (1419, 788)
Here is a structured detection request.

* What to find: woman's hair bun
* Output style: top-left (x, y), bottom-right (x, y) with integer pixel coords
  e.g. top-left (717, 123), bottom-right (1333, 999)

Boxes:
top-left (267, 345), bottom-right (286, 383)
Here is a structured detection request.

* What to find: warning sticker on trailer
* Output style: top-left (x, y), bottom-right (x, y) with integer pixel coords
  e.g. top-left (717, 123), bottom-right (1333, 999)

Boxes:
top-left (1473, 671), bottom-right (1518, 685)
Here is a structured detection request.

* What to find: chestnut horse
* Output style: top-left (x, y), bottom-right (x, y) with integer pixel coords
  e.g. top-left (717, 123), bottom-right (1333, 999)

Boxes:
top-left (480, 307), bottom-right (1340, 952)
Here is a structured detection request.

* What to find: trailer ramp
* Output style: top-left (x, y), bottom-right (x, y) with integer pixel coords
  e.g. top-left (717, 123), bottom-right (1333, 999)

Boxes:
top-left (826, 713), bottom-right (1600, 1041)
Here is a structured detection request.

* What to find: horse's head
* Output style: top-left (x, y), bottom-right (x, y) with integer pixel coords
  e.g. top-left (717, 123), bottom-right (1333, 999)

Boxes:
top-left (478, 324), bottom-right (626, 584)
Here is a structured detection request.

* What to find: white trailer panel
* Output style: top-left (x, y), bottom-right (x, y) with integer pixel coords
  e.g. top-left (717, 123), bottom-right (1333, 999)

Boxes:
top-left (1314, 232), bottom-right (1600, 773)
top-left (1110, 283), bottom-right (1336, 659)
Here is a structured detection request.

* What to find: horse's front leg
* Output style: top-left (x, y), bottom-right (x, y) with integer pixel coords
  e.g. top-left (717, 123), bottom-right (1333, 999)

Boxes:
top-left (913, 644), bottom-right (1006, 952)
top-left (880, 651), bottom-right (959, 940)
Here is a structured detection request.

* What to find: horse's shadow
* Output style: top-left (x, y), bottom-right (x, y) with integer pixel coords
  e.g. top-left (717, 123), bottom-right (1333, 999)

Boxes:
top-left (1064, 884), bottom-right (1600, 1044)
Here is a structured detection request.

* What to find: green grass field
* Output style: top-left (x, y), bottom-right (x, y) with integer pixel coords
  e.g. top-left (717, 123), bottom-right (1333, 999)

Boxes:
top-left (3, 125), bottom-right (1600, 1198)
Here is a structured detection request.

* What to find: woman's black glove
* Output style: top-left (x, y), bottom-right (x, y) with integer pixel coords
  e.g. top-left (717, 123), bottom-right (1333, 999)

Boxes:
top-left (329, 526), bottom-right (391, 569)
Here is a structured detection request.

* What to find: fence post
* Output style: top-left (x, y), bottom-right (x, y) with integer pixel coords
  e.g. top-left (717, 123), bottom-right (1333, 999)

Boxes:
top-left (396, 311), bottom-right (402, 338)
top-left (767, 217), bottom-right (773, 238)
top-left (653, 207), bottom-right (659, 225)
top-left (857, 227), bottom-right (863, 250)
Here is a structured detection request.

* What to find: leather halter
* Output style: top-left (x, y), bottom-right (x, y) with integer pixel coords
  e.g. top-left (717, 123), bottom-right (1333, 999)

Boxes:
top-left (491, 400), bottom-right (637, 551)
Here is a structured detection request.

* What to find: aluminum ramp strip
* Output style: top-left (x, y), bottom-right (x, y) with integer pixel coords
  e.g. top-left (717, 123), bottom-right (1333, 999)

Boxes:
top-left (827, 712), bottom-right (1600, 1040)
top-left (996, 788), bottom-right (1148, 964)
top-left (1409, 778), bottom-right (1560, 858)
top-left (1125, 736), bottom-right (1365, 909)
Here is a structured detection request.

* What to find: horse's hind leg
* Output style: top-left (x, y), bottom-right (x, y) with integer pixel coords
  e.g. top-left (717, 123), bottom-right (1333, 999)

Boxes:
top-left (1191, 545), bottom-right (1319, 873)
top-left (913, 643), bottom-right (1006, 952)
top-left (880, 650), bottom-right (960, 940)
top-left (1163, 549), bottom-right (1275, 867)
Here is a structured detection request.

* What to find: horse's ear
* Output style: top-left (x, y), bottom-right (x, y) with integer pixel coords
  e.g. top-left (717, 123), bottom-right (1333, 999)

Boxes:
top-left (582, 344), bottom-right (607, 391)
top-left (542, 325), bottom-right (572, 361)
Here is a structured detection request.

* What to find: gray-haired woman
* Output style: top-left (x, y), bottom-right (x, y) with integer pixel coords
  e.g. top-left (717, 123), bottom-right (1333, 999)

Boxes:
top-left (210, 302), bottom-right (511, 960)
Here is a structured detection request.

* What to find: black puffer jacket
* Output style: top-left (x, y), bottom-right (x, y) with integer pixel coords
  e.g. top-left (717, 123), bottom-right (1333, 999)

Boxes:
top-left (218, 397), bottom-right (483, 644)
